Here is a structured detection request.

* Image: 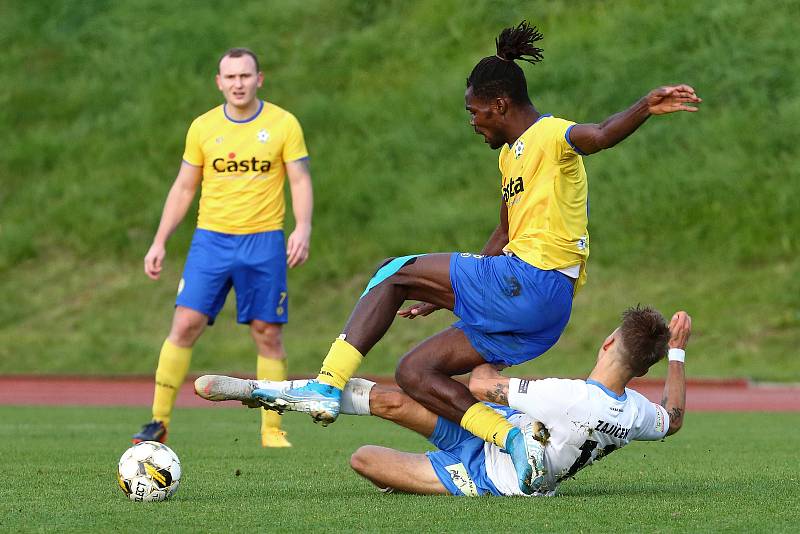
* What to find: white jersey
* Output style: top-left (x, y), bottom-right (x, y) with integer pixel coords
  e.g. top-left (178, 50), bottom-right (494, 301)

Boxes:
top-left (484, 378), bottom-right (669, 496)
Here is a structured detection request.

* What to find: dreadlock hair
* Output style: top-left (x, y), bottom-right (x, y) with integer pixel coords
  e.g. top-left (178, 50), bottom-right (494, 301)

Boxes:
top-left (466, 20), bottom-right (544, 104)
top-left (617, 305), bottom-right (671, 376)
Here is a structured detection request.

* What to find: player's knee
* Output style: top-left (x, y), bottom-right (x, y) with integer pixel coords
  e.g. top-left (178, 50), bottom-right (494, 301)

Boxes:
top-left (250, 321), bottom-right (283, 354)
top-left (395, 356), bottom-right (431, 395)
top-left (169, 313), bottom-right (205, 345)
top-left (350, 446), bottom-right (377, 476)
top-left (394, 358), bottom-right (417, 393)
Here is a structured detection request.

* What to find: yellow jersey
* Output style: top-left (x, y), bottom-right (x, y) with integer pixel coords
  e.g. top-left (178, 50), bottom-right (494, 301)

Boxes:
top-left (182, 100), bottom-right (308, 234)
top-left (500, 115), bottom-right (589, 292)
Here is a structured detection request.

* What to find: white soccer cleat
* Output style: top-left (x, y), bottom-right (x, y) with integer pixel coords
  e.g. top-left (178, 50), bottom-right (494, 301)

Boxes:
top-left (194, 375), bottom-right (311, 410)
top-left (194, 375), bottom-right (261, 407)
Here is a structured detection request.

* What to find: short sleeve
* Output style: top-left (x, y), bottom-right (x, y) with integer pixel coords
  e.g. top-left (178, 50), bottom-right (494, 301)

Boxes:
top-left (629, 391), bottom-right (670, 441)
top-left (282, 114), bottom-right (309, 162)
top-left (544, 117), bottom-right (583, 163)
top-left (508, 378), bottom-right (583, 423)
top-left (182, 120), bottom-right (203, 167)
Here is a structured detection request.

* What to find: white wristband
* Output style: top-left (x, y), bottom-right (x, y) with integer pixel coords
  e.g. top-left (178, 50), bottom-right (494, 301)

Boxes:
top-left (668, 348), bottom-right (686, 363)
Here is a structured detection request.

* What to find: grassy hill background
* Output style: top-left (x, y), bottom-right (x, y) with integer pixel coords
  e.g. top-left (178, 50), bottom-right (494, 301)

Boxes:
top-left (1, 0), bottom-right (798, 380)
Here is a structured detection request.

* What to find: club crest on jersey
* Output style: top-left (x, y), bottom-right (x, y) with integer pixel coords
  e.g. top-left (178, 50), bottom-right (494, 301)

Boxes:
top-left (502, 176), bottom-right (525, 202)
top-left (513, 140), bottom-right (525, 159)
top-left (257, 129), bottom-right (270, 143)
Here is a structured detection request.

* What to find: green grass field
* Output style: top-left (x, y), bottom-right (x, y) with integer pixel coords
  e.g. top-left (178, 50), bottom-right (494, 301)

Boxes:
top-left (1, 406), bottom-right (798, 532)
top-left (1, 0), bottom-right (799, 380)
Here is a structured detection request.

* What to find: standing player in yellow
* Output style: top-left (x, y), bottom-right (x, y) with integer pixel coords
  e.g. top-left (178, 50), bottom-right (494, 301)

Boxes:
top-left (252, 20), bottom-right (701, 492)
top-left (132, 48), bottom-right (312, 448)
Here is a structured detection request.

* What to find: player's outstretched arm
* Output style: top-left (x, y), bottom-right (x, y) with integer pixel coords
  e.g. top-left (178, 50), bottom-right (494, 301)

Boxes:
top-left (468, 364), bottom-right (511, 405)
top-left (285, 158), bottom-right (313, 268)
top-left (144, 162), bottom-right (202, 280)
top-left (661, 311), bottom-right (691, 436)
top-left (568, 85), bottom-right (702, 155)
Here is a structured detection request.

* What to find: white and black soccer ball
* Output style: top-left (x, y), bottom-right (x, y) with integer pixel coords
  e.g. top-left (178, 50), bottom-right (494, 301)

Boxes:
top-left (117, 441), bottom-right (181, 502)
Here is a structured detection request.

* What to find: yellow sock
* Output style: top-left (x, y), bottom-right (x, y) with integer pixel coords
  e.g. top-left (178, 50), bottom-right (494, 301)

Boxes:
top-left (316, 338), bottom-right (363, 390)
top-left (258, 355), bottom-right (288, 433)
top-left (152, 339), bottom-right (192, 427)
top-left (460, 402), bottom-right (516, 448)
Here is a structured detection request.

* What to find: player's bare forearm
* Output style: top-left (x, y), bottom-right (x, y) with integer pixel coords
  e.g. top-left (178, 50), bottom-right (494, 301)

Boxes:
top-left (661, 311), bottom-right (691, 436)
top-left (480, 200), bottom-right (509, 255)
top-left (286, 159), bottom-right (313, 230)
top-left (285, 159), bottom-right (313, 267)
top-left (153, 163), bottom-right (201, 243)
top-left (481, 225), bottom-right (509, 255)
top-left (570, 85), bottom-right (701, 155)
top-left (468, 364), bottom-right (510, 406)
top-left (661, 361), bottom-right (685, 436)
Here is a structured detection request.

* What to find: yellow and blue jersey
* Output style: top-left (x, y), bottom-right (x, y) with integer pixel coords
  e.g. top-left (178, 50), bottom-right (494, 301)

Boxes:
top-left (182, 100), bottom-right (308, 234)
top-left (499, 115), bottom-right (589, 292)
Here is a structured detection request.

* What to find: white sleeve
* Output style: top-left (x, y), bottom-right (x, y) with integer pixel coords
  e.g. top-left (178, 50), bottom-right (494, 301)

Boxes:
top-left (508, 378), bottom-right (581, 424)
top-left (629, 391), bottom-right (670, 441)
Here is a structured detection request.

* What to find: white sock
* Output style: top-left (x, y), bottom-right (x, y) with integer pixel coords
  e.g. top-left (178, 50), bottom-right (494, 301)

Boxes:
top-left (340, 378), bottom-right (376, 415)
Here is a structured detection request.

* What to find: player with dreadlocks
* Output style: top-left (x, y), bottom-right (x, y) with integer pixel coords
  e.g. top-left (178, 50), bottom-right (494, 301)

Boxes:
top-left (243, 21), bottom-right (701, 494)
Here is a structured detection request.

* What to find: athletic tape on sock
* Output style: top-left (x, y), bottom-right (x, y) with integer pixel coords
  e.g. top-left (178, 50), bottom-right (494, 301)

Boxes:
top-left (340, 378), bottom-right (376, 415)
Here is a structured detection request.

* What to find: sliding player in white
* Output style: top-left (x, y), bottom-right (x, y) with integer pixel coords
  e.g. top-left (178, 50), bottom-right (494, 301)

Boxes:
top-left (195, 306), bottom-right (690, 496)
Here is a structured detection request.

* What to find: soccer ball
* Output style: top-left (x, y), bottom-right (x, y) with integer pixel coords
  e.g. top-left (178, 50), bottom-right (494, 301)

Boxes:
top-left (117, 441), bottom-right (181, 502)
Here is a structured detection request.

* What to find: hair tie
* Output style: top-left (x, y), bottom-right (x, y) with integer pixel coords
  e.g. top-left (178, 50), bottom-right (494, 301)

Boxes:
top-left (495, 54), bottom-right (511, 62)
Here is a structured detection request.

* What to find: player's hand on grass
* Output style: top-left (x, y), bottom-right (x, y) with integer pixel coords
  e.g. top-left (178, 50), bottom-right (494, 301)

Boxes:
top-left (647, 85), bottom-right (702, 115)
top-left (144, 242), bottom-right (166, 280)
top-left (668, 311), bottom-right (692, 350)
top-left (397, 301), bottom-right (441, 319)
top-left (286, 225), bottom-right (311, 268)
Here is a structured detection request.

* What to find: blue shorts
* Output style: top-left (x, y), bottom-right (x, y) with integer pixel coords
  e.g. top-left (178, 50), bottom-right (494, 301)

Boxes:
top-left (450, 253), bottom-right (573, 366)
top-left (176, 229), bottom-right (288, 325)
top-left (426, 403), bottom-right (516, 496)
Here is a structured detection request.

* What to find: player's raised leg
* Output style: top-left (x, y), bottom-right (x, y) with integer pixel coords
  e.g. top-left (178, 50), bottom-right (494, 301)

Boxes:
top-left (133, 306), bottom-right (206, 443)
top-left (251, 253), bottom-right (455, 424)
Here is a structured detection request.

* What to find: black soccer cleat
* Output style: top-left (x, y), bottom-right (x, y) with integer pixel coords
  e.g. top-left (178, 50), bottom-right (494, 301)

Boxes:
top-left (132, 420), bottom-right (168, 444)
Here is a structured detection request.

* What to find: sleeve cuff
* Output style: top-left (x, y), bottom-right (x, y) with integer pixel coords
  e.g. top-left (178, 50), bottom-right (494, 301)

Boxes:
top-left (565, 125), bottom-right (587, 156)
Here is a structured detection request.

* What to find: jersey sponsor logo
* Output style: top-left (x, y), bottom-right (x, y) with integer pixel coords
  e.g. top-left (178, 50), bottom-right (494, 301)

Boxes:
top-left (212, 154), bottom-right (272, 173)
top-left (502, 176), bottom-right (524, 202)
top-left (517, 379), bottom-right (530, 394)
top-left (594, 420), bottom-right (630, 440)
top-left (444, 463), bottom-right (479, 497)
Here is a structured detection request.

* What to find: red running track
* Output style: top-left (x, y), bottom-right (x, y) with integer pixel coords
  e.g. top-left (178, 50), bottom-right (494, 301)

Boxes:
top-left (1, 375), bottom-right (798, 411)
